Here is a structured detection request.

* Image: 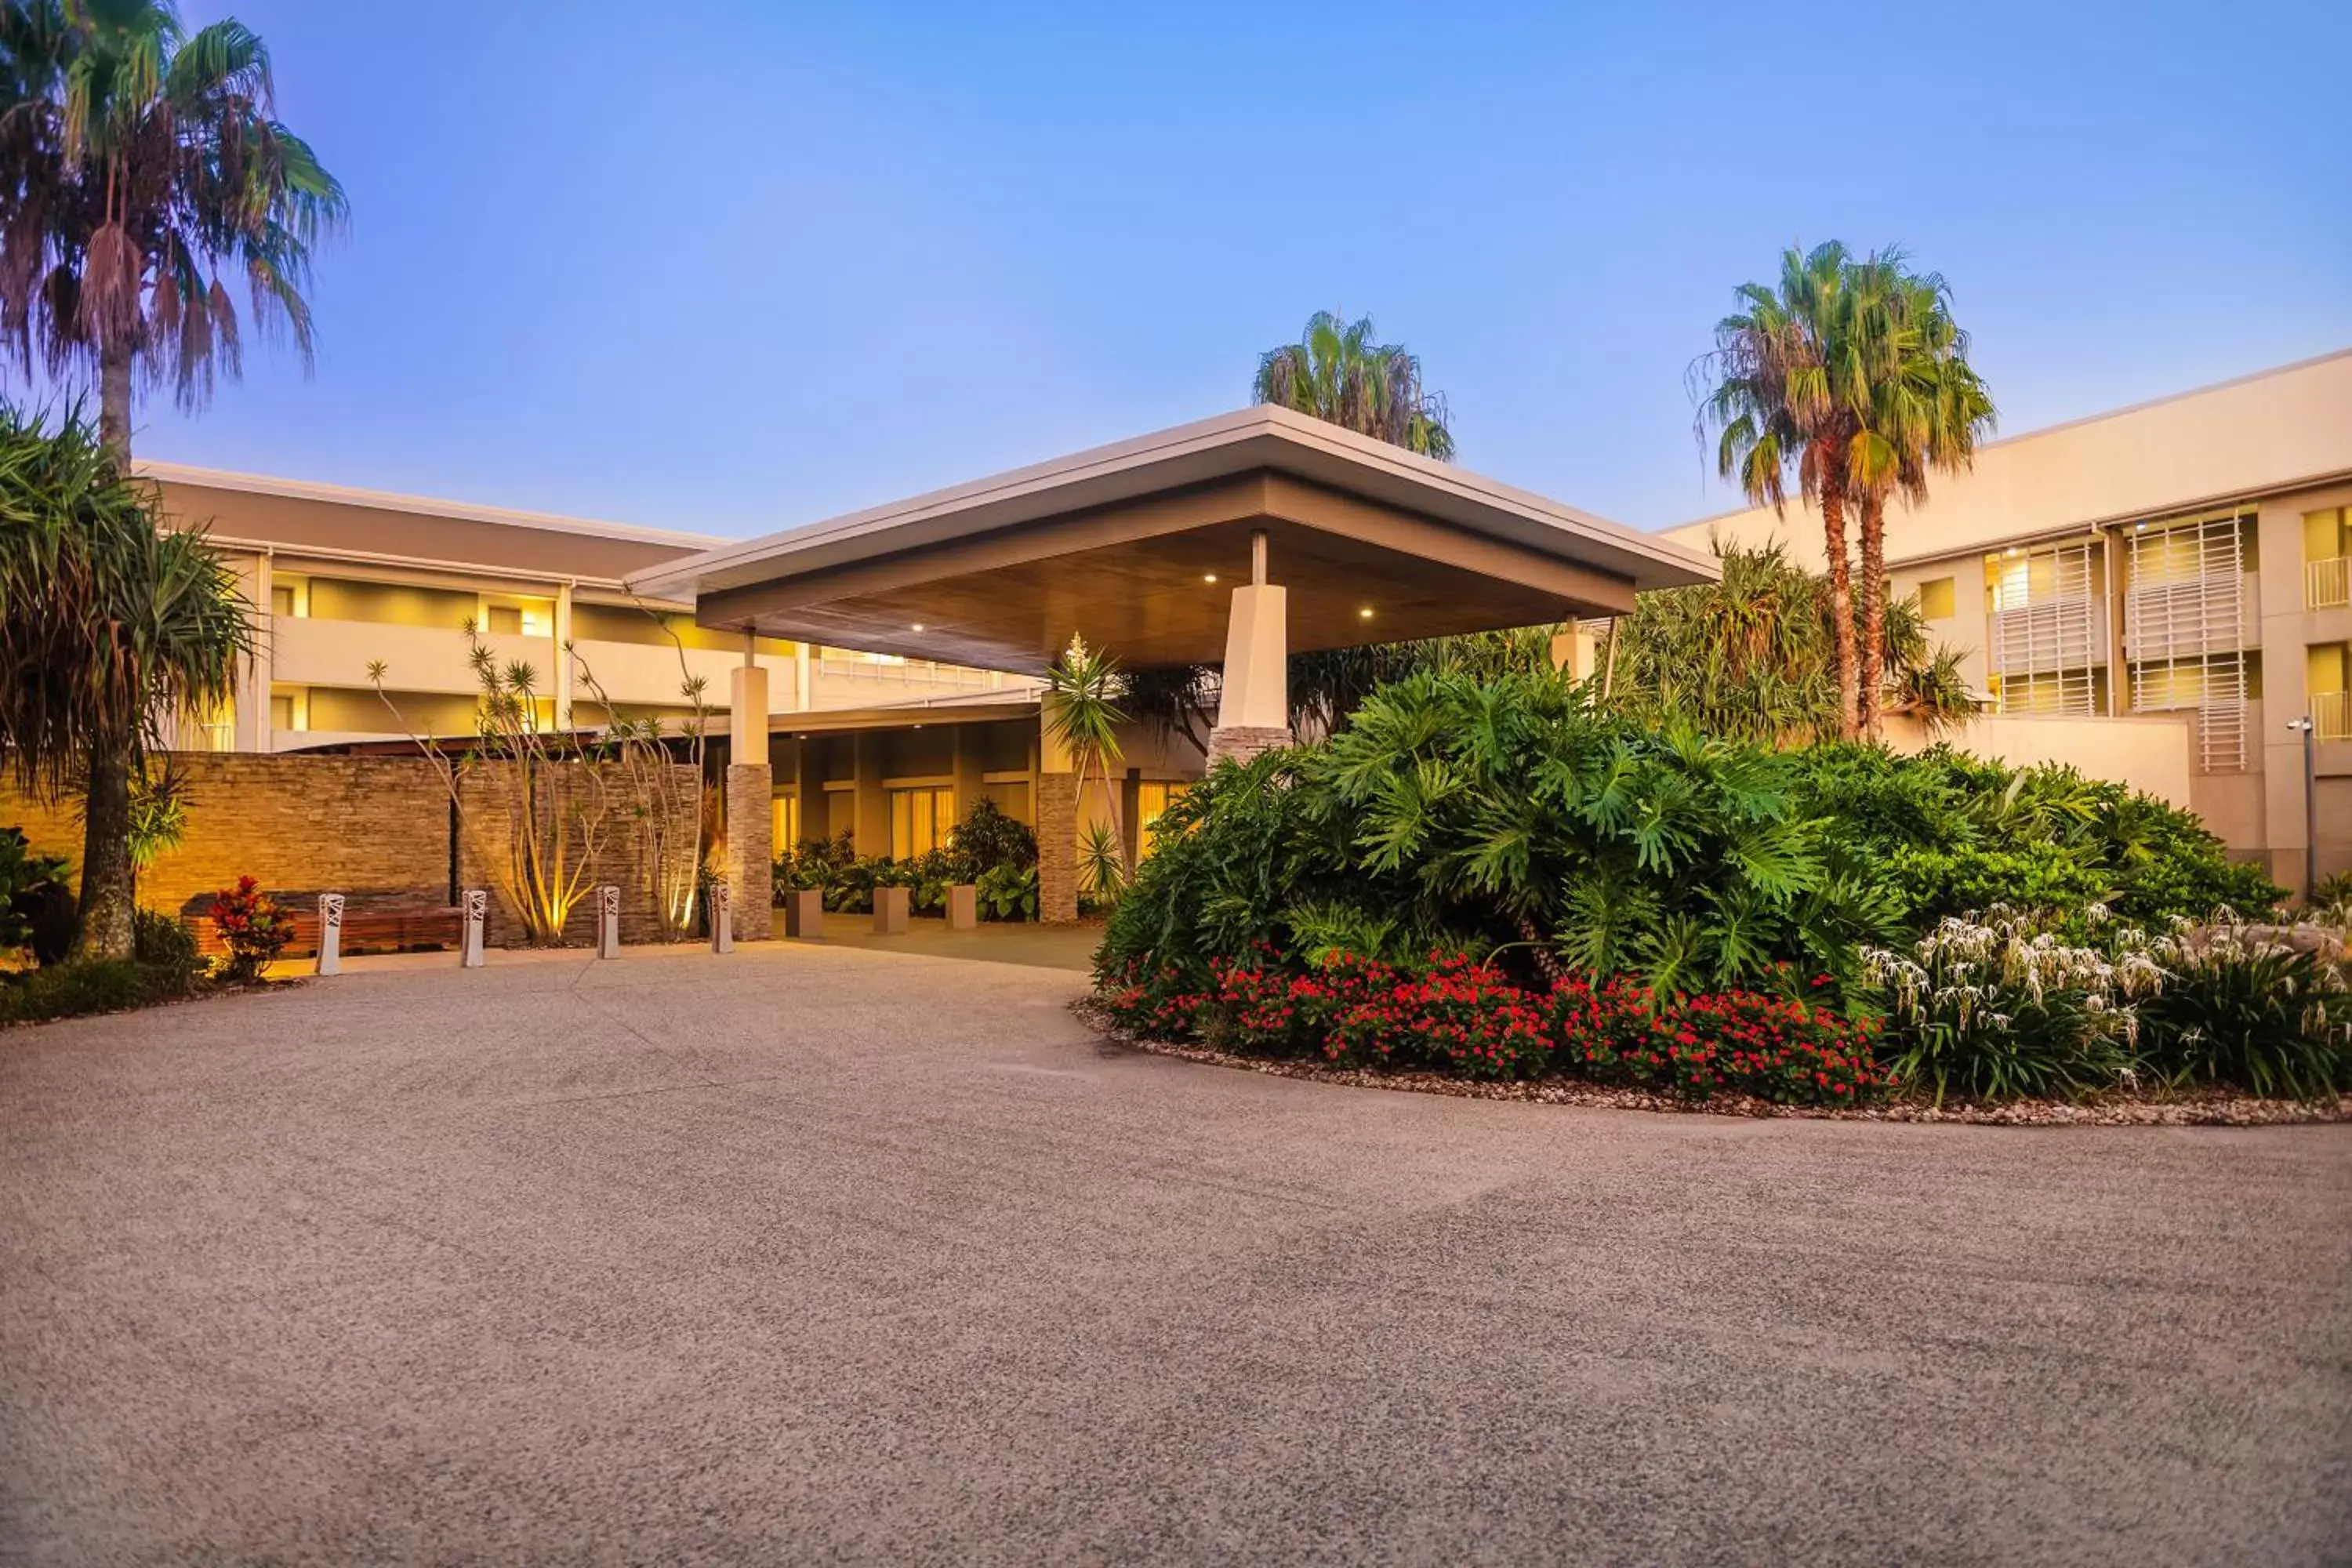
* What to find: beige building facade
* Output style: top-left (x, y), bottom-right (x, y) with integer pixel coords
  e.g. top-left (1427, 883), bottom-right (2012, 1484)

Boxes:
top-left (1661, 348), bottom-right (2352, 894)
top-left (147, 463), bottom-right (1030, 756)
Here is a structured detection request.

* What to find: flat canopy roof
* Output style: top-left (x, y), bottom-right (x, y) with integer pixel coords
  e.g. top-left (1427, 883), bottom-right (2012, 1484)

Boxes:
top-left (630, 406), bottom-right (1717, 673)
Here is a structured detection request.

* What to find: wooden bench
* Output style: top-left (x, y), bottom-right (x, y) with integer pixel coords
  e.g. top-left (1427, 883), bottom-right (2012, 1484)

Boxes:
top-left (178, 893), bottom-right (461, 960)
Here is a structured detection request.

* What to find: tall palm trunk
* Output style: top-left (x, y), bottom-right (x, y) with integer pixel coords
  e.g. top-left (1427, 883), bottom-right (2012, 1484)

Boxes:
top-left (1857, 495), bottom-right (1888, 742)
top-left (78, 343), bottom-right (140, 959)
top-left (74, 728), bottom-right (138, 960)
top-left (1820, 451), bottom-right (1860, 742)
top-left (98, 343), bottom-right (133, 461)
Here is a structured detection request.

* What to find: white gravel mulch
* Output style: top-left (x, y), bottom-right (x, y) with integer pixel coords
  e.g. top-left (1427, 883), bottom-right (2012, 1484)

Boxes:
top-left (1075, 1003), bottom-right (2351, 1127)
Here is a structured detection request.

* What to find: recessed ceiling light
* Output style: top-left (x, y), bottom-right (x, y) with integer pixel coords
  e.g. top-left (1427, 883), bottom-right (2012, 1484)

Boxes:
top-left (1359, 606), bottom-right (1374, 619)
top-left (1203, 572), bottom-right (1218, 584)
top-left (911, 622), bottom-right (925, 631)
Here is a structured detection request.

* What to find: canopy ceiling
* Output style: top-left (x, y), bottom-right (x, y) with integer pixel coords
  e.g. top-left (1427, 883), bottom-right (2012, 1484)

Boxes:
top-left (631, 407), bottom-right (1717, 674)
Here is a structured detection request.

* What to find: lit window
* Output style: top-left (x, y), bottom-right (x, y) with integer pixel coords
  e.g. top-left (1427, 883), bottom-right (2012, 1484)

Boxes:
top-left (1915, 577), bottom-right (1955, 620)
top-left (888, 786), bottom-right (954, 859)
top-left (771, 793), bottom-right (800, 851)
top-left (1136, 780), bottom-right (1189, 858)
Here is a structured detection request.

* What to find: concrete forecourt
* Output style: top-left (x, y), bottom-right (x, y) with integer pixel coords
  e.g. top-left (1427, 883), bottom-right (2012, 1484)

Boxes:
top-left (3, 943), bottom-right (2347, 1563)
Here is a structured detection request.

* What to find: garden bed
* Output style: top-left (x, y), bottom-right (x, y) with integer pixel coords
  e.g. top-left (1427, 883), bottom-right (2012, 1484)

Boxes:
top-left (1079, 1001), bottom-right (2351, 1127)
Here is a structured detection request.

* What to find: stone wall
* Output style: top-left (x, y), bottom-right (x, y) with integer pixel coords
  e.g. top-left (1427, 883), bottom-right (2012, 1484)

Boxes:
top-left (0, 753), bottom-right (450, 921)
top-left (452, 760), bottom-right (704, 947)
top-left (0, 751), bottom-right (705, 950)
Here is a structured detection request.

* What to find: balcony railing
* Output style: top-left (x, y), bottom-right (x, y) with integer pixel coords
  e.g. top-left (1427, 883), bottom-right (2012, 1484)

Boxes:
top-left (2315, 691), bottom-right (2352, 743)
top-left (2309, 557), bottom-right (2351, 611)
top-left (817, 653), bottom-right (997, 687)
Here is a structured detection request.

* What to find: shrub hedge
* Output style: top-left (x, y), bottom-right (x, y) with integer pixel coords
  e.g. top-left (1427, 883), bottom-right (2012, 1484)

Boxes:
top-left (1094, 671), bottom-right (2337, 1104)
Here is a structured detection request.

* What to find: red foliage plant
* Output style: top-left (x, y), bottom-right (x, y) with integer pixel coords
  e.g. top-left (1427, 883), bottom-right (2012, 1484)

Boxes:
top-left (209, 876), bottom-right (296, 983)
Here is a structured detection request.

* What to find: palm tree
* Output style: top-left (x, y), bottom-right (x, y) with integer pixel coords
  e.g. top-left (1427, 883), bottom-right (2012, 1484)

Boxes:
top-left (1253, 310), bottom-right (1454, 460)
top-left (0, 403), bottom-right (247, 958)
top-left (1606, 543), bottom-right (1973, 746)
top-left (0, 0), bottom-right (346, 457)
top-left (1696, 243), bottom-right (1868, 739)
top-left (1844, 255), bottom-right (1995, 740)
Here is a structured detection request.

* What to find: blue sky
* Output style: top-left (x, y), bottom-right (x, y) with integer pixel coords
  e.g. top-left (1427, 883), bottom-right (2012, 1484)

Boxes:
top-left (53, 0), bottom-right (2352, 539)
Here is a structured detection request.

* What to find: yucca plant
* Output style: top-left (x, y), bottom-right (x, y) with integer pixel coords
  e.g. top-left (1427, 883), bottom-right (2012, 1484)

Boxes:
top-left (1044, 633), bottom-right (1129, 882)
top-left (1078, 820), bottom-right (1126, 907)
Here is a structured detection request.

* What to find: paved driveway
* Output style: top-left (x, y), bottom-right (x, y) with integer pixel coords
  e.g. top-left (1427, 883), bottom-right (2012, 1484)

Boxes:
top-left (3, 943), bottom-right (2348, 1566)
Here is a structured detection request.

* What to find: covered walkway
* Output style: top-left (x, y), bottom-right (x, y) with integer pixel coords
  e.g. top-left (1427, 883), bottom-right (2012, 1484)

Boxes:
top-left (633, 406), bottom-right (1716, 924)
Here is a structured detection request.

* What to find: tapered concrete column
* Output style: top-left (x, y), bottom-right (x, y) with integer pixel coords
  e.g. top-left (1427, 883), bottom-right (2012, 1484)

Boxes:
top-left (727, 659), bottom-right (773, 940)
top-left (1038, 708), bottom-right (1079, 924)
top-left (1207, 582), bottom-right (1290, 764)
top-left (851, 734), bottom-right (887, 858)
top-left (553, 582), bottom-right (575, 728)
top-left (951, 726), bottom-right (985, 827)
top-left (1548, 626), bottom-right (1595, 681)
top-left (233, 551), bottom-right (272, 753)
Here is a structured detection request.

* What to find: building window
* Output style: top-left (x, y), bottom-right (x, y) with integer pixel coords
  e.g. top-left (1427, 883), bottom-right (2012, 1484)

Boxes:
top-left (771, 792), bottom-right (800, 851)
top-left (2122, 509), bottom-right (2251, 772)
top-left (2311, 643), bottom-right (2351, 742)
top-left (2307, 507), bottom-right (2350, 610)
top-left (1985, 539), bottom-right (2104, 718)
top-left (1915, 576), bottom-right (1956, 620)
top-left (888, 786), bottom-right (954, 860)
top-left (1136, 780), bottom-right (1189, 858)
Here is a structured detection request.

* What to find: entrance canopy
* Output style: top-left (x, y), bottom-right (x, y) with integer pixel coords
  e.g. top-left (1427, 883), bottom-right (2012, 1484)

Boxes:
top-left (630, 406), bottom-right (1716, 673)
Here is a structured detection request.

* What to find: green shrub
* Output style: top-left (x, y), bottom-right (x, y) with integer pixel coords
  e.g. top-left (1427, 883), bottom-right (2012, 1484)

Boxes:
top-left (2138, 923), bottom-right (2351, 1098)
top-left (776, 830), bottom-right (856, 895)
top-left (946, 797), bottom-right (1036, 880)
top-left (0, 959), bottom-right (180, 1026)
top-left (132, 909), bottom-right (205, 990)
top-left (1102, 672), bottom-right (1905, 1001)
top-left (1, 826), bottom-right (75, 963)
top-left (976, 862), bottom-right (1037, 921)
top-left (1791, 744), bottom-right (2283, 928)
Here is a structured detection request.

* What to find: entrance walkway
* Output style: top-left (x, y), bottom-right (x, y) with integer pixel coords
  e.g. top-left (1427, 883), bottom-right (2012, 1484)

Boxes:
top-left (792, 915), bottom-right (1100, 971)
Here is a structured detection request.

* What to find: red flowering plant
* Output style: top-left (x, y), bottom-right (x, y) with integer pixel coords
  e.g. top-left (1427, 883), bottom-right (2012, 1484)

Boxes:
top-left (1094, 955), bottom-right (1209, 1040)
top-left (1545, 977), bottom-right (1886, 1105)
top-left (1289, 949), bottom-right (1407, 1066)
top-left (1388, 952), bottom-right (1550, 1080)
top-left (209, 876), bottom-right (296, 983)
top-left (1203, 943), bottom-right (1313, 1055)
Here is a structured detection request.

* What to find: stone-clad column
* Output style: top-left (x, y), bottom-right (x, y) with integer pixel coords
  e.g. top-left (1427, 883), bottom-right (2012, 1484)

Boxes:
top-left (1037, 772), bottom-right (1079, 925)
top-left (728, 660), bottom-right (773, 940)
top-left (1038, 709), bottom-right (1078, 924)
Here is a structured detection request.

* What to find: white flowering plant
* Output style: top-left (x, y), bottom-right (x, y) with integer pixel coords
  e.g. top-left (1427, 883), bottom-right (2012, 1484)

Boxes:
top-left (1861, 905), bottom-right (2163, 1105)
